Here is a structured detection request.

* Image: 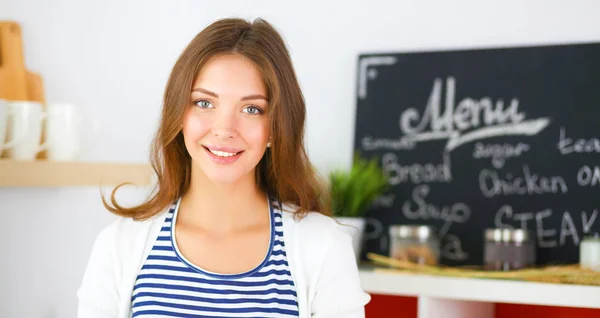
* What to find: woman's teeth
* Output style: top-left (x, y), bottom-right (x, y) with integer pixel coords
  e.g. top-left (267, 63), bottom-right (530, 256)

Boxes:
top-left (209, 149), bottom-right (238, 157)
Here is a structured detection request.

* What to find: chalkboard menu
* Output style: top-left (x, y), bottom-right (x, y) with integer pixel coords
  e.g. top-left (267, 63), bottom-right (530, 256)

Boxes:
top-left (354, 42), bottom-right (600, 266)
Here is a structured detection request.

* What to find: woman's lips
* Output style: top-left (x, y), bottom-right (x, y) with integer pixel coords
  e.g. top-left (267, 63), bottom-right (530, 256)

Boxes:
top-left (203, 146), bottom-right (243, 164)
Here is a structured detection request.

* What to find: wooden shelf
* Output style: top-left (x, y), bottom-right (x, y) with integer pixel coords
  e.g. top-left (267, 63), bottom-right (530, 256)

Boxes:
top-left (360, 268), bottom-right (600, 309)
top-left (0, 159), bottom-right (153, 187)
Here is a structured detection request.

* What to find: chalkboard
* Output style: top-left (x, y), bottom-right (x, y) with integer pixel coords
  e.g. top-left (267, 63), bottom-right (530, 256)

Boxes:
top-left (354, 42), bottom-right (600, 266)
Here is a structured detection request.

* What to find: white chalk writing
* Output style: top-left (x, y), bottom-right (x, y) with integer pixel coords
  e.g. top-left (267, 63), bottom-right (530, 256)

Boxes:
top-left (363, 217), bottom-right (386, 252)
top-left (557, 127), bottom-right (600, 155)
top-left (472, 142), bottom-right (530, 168)
top-left (583, 210), bottom-right (598, 233)
top-left (560, 212), bottom-right (580, 246)
top-left (398, 77), bottom-right (550, 151)
top-left (371, 193), bottom-right (396, 209)
top-left (495, 205), bottom-right (556, 247)
top-left (382, 152), bottom-right (452, 185)
top-left (358, 56), bottom-right (397, 99)
top-left (402, 185), bottom-right (471, 236)
top-left (536, 209), bottom-right (558, 248)
top-left (441, 234), bottom-right (469, 261)
top-left (495, 205), bottom-right (599, 248)
top-left (479, 166), bottom-right (568, 198)
top-left (577, 165), bottom-right (600, 187)
top-left (361, 136), bottom-right (415, 151)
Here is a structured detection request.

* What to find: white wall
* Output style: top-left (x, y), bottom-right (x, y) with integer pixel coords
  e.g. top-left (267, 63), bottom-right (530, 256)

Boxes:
top-left (0, 0), bottom-right (599, 316)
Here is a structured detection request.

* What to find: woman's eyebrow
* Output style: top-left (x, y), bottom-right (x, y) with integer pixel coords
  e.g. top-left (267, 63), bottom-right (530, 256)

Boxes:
top-left (241, 94), bottom-right (268, 102)
top-left (192, 87), bottom-right (268, 102)
top-left (192, 87), bottom-right (218, 97)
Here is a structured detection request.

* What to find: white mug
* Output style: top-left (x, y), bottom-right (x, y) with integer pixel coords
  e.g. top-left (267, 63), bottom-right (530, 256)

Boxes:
top-left (1, 99), bottom-right (25, 155)
top-left (4, 101), bottom-right (46, 160)
top-left (45, 103), bottom-right (97, 161)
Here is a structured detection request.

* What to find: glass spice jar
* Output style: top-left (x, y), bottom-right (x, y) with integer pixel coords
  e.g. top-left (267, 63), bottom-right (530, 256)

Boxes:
top-left (484, 228), bottom-right (535, 271)
top-left (580, 233), bottom-right (600, 272)
top-left (389, 225), bottom-right (440, 265)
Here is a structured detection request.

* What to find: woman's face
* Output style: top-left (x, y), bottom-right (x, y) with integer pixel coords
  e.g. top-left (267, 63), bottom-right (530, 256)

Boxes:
top-left (182, 54), bottom-right (270, 185)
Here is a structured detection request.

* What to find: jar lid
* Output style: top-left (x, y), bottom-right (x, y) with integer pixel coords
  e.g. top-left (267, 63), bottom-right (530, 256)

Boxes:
top-left (485, 228), bottom-right (531, 243)
top-left (389, 225), bottom-right (436, 240)
top-left (583, 233), bottom-right (600, 241)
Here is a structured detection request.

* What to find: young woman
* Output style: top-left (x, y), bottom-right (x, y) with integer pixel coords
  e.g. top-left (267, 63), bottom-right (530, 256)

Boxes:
top-left (77, 18), bottom-right (370, 318)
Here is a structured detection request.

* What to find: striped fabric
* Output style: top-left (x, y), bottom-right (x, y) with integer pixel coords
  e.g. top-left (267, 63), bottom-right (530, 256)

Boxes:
top-left (131, 199), bottom-right (299, 317)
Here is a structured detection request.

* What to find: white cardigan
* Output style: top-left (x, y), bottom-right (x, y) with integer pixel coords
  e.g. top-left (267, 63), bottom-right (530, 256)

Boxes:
top-left (77, 204), bottom-right (371, 318)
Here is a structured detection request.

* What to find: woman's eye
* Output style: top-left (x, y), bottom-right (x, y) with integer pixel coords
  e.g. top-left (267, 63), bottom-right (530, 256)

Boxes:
top-left (194, 100), bottom-right (213, 109)
top-left (243, 105), bottom-right (263, 115)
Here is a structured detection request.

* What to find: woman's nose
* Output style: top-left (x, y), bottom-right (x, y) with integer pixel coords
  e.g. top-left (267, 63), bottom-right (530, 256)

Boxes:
top-left (212, 110), bottom-right (238, 139)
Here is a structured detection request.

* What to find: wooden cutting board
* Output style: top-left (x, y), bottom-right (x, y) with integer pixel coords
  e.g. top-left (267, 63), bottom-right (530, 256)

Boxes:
top-left (0, 21), bottom-right (47, 159)
top-left (0, 21), bottom-right (45, 102)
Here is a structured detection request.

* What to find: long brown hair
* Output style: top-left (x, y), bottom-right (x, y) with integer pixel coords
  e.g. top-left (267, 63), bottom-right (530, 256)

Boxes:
top-left (102, 18), bottom-right (329, 220)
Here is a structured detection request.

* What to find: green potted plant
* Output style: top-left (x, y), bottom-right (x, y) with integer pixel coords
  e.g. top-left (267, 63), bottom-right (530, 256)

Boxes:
top-left (330, 153), bottom-right (389, 262)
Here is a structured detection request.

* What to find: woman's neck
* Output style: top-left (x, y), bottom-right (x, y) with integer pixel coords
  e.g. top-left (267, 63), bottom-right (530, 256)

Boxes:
top-left (179, 166), bottom-right (268, 233)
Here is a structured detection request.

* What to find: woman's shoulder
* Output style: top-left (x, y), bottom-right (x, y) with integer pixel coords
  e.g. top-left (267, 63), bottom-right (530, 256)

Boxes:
top-left (93, 207), bottom-right (170, 253)
top-left (106, 210), bottom-right (164, 235)
top-left (279, 202), bottom-right (349, 247)
top-left (279, 202), bottom-right (362, 296)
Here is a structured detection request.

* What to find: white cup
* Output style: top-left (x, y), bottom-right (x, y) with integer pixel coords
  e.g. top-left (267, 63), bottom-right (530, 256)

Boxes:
top-left (1, 99), bottom-right (25, 154)
top-left (45, 103), bottom-right (97, 161)
top-left (4, 101), bottom-right (46, 160)
top-left (0, 100), bottom-right (6, 145)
